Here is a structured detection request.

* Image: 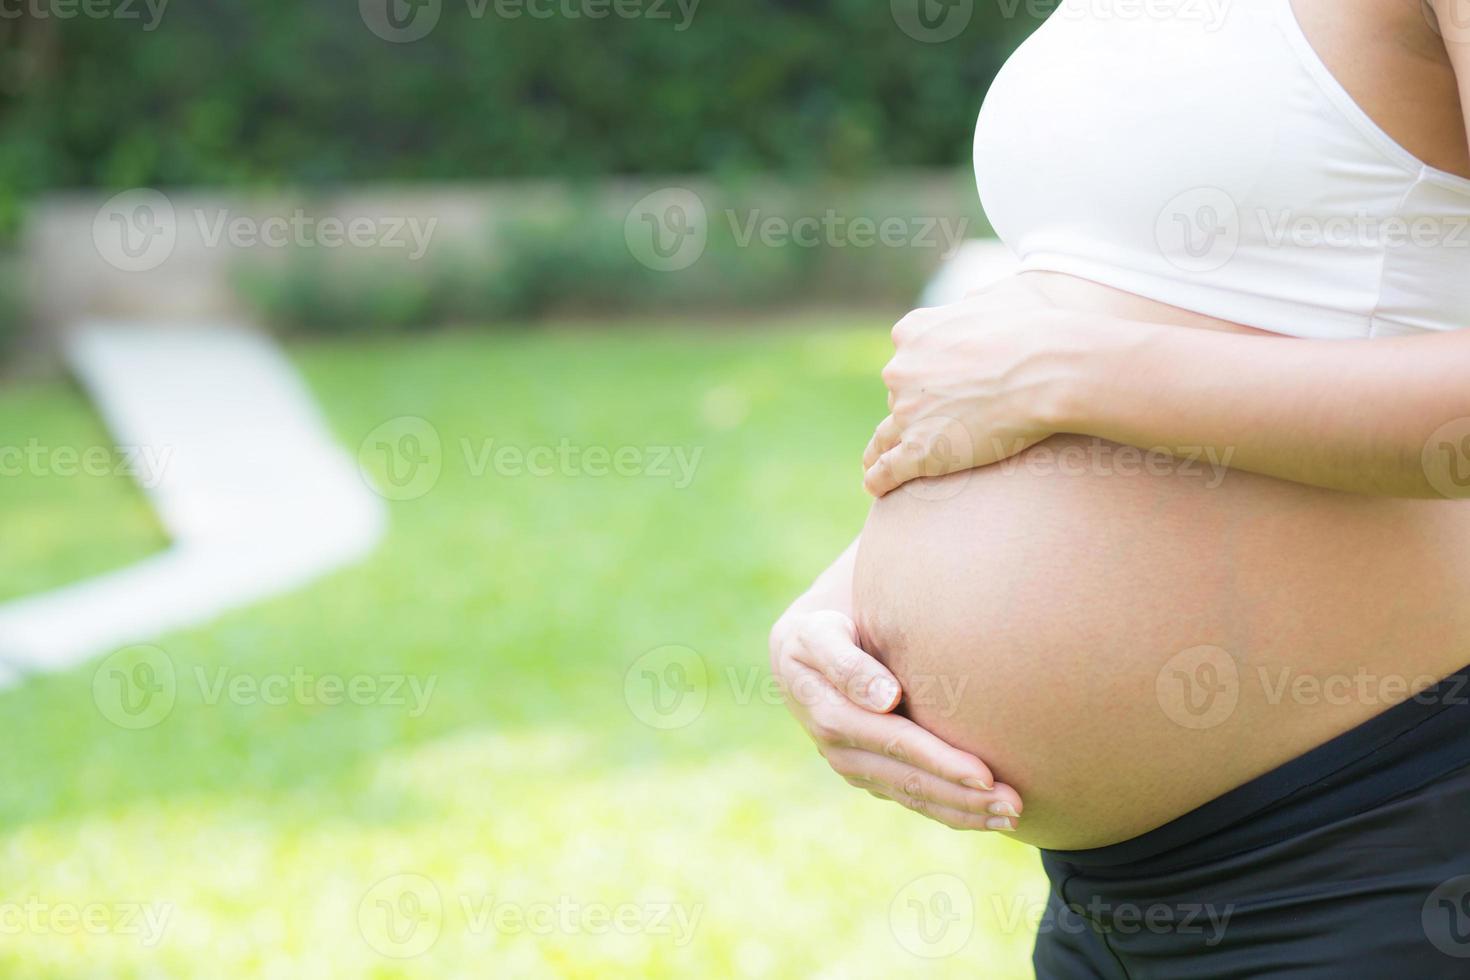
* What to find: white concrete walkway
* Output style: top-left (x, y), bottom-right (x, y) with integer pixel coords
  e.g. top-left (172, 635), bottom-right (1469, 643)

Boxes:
top-left (0, 322), bottom-right (386, 681)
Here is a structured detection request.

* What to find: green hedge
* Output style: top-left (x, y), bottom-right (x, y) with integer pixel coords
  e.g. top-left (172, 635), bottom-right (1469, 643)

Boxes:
top-left (0, 0), bottom-right (1031, 239)
top-left (0, 255), bottom-right (20, 361)
top-left (231, 173), bottom-right (988, 334)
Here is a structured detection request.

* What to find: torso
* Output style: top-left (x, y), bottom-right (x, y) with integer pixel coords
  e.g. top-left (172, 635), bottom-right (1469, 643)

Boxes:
top-left (854, 274), bottom-right (1470, 850)
top-left (852, 0), bottom-right (1470, 850)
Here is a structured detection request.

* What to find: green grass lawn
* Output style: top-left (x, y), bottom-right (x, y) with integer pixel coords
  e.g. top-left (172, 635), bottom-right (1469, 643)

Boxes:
top-left (0, 317), bottom-right (1047, 978)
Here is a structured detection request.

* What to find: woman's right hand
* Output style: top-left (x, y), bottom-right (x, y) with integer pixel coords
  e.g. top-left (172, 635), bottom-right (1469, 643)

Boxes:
top-left (769, 608), bottom-right (1023, 832)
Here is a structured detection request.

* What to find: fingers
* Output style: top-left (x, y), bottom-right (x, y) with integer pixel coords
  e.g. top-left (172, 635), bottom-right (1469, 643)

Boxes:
top-left (890, 308), bottom-right (932, 345)
top-left (784, 610), bottom-right (901, 712)
top-left (862, 415), bottom-right (901, 471)
top-left (773, 609), bottom-right (1026, 831)
top-left (863, 439), bottom-right (929, 497)
top-left (872, 788), bottom-right (1020, 832)
top-left (863, 419), bottom-right (976, 497)
top-left (808, 693), bottom-right (997, 792)
top-left (825, 747), bottom-right (1022, 831)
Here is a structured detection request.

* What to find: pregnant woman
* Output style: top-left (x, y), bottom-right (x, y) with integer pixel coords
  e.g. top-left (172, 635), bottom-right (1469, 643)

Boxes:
top-left (770, 0), bottom-right (1470, 974)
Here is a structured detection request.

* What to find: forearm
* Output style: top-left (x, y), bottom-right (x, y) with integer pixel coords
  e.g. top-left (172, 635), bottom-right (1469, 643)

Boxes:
top-left (1062, 319), bottom-right (1470, 499)
top-left (769, 537), bottom-right (859, 655)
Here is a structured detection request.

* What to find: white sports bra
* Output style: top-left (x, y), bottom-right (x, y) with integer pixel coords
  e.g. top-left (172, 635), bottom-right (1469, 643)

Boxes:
top-left (973, 0), bottom-right (1470, 339)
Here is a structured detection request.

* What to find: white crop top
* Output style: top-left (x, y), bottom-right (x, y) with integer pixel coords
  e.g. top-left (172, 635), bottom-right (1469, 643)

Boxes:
top-left (973, 0), bottom-right (1470, 339)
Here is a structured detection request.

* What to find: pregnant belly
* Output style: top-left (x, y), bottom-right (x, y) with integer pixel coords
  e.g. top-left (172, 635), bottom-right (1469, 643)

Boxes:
top-left (851, 273), bottom-right (1470, 851)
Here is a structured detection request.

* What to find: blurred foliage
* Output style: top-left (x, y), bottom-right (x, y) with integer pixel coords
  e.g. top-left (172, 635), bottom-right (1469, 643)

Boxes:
top-left (0, 253), bottom-right (20, 360)
top-left (0, 0), bottom-right (1031, 240)
top-left (233, 198), bottom-right (826, 334)
top-left (233, 177), bottom-right (986, 334)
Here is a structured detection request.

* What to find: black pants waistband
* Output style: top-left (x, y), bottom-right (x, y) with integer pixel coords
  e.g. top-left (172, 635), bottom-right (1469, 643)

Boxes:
top-left (1043, 661), bottom-right (1470, 875)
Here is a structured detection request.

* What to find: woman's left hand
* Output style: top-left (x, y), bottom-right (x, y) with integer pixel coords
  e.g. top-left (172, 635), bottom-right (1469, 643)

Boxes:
top-left (862, 276), bottom-right (1081, 497)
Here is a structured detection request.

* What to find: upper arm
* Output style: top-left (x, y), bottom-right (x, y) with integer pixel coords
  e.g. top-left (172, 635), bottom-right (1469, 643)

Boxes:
top-left (1431, 0), bottom-right (1470, 148)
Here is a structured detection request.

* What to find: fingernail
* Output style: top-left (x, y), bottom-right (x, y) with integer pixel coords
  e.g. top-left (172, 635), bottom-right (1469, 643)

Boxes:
top-left (869, 677), bottom-right (900, 709)
top-left (961, 776), bottom-right (994, 791)
top-left (985, 817), bottom-right (1016, 831)
top-left (987, 802), bottom-right (1019, 818)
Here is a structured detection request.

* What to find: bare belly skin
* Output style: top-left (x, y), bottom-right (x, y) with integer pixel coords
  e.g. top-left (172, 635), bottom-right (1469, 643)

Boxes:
top-left (852, 272), bottom-right (1470, 850)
